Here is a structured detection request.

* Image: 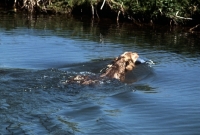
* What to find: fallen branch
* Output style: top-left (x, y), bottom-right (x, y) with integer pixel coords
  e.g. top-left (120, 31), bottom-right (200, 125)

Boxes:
top-left (175, 11), bottom-right (193, 20)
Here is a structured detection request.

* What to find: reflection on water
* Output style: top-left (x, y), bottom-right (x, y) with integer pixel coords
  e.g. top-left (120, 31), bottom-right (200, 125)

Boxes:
top-left (134, 84), bottom-right (157, 93)
top-left (0, 14), bottom-right (200, 134)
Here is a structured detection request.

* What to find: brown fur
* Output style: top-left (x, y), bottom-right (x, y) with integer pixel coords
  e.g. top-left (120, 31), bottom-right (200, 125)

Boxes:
top-left (65, 52), bottom-right (139, 85)
top-left (100, 52), bottom-right (139, 81)
top-left (66, 75), bottom-right (99, 85)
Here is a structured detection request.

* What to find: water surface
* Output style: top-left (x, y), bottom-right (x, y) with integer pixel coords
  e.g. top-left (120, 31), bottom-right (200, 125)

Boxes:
top-left (0, 14), bottom-right (200, 135)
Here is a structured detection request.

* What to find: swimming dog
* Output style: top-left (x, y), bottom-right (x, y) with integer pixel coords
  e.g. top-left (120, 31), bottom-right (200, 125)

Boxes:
top-left (65, 52), bottom-right (139, 85)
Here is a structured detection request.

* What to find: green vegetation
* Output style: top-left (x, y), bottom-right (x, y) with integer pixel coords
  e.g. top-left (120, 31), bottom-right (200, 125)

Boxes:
top-left (1, 0), bottom-right (200, 25)
top-left (126, 0), bottom-right (200, 24)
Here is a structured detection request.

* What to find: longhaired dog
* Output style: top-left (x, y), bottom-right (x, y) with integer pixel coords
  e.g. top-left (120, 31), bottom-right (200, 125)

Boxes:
top-left (66, 52), bottom-right (139, 85)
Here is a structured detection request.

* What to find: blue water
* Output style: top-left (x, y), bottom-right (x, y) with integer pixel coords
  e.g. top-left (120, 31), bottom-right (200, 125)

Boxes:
top-left (0, 14), bottom-right (200, 135)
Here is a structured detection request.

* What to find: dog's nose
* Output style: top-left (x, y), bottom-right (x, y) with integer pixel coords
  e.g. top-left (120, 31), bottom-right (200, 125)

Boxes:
top-left (135, 57), bottom-right (145, 65)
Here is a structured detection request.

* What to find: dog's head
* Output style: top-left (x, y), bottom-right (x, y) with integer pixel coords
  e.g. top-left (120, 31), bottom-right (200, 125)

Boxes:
top-left (120, 52), bottom-right (139, 71)
top-left (101, 52), bottom-right (139, 81)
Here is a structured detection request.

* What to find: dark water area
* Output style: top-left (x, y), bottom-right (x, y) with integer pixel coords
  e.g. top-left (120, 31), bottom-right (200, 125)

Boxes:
top-left (0, 14), bottom-right (200, 135)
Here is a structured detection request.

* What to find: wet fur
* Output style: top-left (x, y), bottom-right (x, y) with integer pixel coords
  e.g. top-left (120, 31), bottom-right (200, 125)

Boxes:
top-left (100, 52), bottom-right (138, 81)
top-left (65, 52), bottom-right (139, 85)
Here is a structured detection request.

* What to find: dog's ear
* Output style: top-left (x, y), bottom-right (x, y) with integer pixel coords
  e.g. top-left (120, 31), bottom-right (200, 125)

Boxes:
top-left (121, 52), bottom-right (138, 62)
top-left (125, 61), bottom-right (135, 71)
top-left (131, 53), bottom-right (139, 63)
top-left (123, 52), bottom-right (132, 62)
top-left (120, 52), bottom-right (129, 62)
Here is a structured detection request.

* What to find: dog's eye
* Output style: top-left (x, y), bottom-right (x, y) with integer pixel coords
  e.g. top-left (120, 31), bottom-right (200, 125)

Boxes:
top-left (126, 61), bottom-right (129, 66)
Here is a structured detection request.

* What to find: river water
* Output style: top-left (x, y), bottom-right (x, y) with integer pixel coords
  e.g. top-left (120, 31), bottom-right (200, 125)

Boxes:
top-left (0, 14), bottom-right (200, 135)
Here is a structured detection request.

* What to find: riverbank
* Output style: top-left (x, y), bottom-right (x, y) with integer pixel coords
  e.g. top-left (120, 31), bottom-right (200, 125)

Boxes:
top-left (1, 0), bottom-right (200, 29)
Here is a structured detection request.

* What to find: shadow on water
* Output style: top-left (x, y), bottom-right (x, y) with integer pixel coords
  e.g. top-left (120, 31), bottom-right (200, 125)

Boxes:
top-left (0, 14), bottom-right (200, 134)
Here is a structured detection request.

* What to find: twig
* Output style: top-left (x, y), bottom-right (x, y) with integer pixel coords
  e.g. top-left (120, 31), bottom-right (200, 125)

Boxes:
top-left (95, 8), bottom-right (100, 19)
top-left (13, 0), bottom-right (17, 7)
top-left (91, 3), bottom-right (94, 18)
top-left (117, 10), bottom-right (120, 21)
top-left (189, 24), bottom-right (200, 32)
top-left (101, 0), bottom-right (106, 10)
top-left (136, 0), bottom-right (138, 5)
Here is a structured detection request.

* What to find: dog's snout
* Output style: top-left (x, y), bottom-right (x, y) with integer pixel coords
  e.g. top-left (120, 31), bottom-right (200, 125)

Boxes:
top-left (135, 57), bottom-right (145, 65)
